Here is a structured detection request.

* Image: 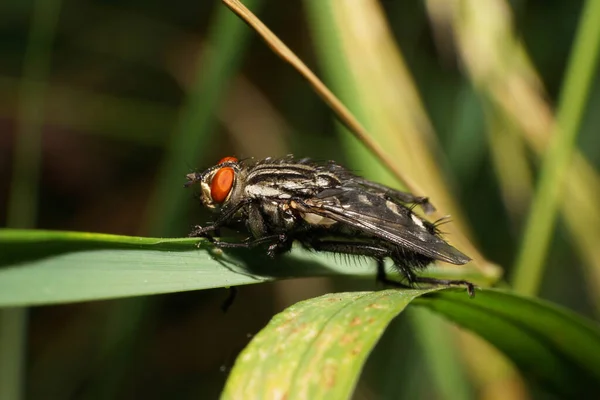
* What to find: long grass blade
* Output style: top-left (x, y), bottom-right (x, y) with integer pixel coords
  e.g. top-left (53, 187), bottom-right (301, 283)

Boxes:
top-left (3, 1), bottom-right (62, 399)
top-left (513, 0), bottom-right (600, 294)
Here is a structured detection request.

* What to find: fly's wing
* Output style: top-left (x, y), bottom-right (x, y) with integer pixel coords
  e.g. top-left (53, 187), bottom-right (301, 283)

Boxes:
top-left (346, 177), bottom-right (436, 214)
top-left (297, 187), bottom-right (470, 265)
top-left (324, 163), bottom-right (436, 214)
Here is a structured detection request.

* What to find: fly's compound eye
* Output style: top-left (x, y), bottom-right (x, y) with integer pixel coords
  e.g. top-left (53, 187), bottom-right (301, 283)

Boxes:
top-left (210, 157), bottom-right (237, 203)
top-left (218, 156), bottom-right (238, 164)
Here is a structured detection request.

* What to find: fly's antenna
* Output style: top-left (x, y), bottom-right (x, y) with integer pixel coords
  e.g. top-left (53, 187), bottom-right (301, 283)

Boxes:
top-left (184, 172), bottom-right (202, 188)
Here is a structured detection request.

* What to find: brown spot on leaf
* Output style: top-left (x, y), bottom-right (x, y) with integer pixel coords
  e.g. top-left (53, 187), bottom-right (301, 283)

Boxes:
top-left (365, 303), bottom-right (385, 310)
top-left (322, 363), bottom-right (337, 388)
top-left (275, 319), bottom-right (293, 332)
top-left (340, 333), bottom-right (357, 345)
top-left (291, 322), bottom-right (307, 334)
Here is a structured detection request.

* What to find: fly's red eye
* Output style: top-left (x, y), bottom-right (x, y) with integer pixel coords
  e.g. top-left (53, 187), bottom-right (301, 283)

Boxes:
top-left (218, 156), bottom-right (238, 164)
top-left (211, 167), bottom-right (235, 203)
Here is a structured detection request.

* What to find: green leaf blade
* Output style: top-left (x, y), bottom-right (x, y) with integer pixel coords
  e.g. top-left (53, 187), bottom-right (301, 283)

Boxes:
top-left (224, 289), bottom-right (600, 399)
top-left (223, 289), bottom-right (435, 400)
top-left (417, 289), bottom-right (600, 394)
top-left (0, 229), bottom-right (379, 307)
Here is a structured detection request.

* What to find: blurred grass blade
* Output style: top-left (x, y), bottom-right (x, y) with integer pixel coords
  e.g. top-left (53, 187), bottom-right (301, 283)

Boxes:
top-left (0, 309), bottom-right (28, 400)
top-left (513, 0), bottom-right (600, 295)
top-left (409, 307), bottom-right (471, 399)
top-left (445, 83), bottom-right (487, 186)
top-left (223, 288), bottom-right (600, 398)
top-left (484, 104), bottom-right (534, 223)
top-left (0, 76), bottom-right (177, 146)
top-left (416, 290), bottom-right (600, 394)
top-left (145, 0), bottom-right (263, 236)
top-left (427, 0), bottom-right (600, 300)
top-left (8, 0), bottom-right (61, 228)
top-left (5, 1), bottom-right (62, 399)
top-left (0, 229), bottom-right (383, 307)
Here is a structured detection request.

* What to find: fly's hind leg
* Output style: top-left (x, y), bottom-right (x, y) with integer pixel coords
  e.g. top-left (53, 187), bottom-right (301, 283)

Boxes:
top-left (375, 259), bottom-right (412, 289)
top-left (302, 238), bottom-right (475, 295)
top-left (390, 253), bottom-right (475, 296)
top-left (412, 276), bottom-right (475, 297)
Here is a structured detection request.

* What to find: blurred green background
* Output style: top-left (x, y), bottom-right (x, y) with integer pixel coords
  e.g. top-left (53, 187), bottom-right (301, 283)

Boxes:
top-left (1, 0), bottom-right (599, 398)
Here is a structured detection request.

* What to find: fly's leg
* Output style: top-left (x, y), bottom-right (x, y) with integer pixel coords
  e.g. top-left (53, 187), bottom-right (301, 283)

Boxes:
top-left (207, 233), bottom-right (293, 258)
top-left (266, 236), bottom-right (293, 257)
top-left (189, 225), bottom-right (215, 238)
top-left (412, 276), bottom-right (475, 297)
top-left (382, 257), bottom-right (476, 295)
top-left (375, 259), bottom-right (412, 289)
top-left (189, 198), bottom-right (253, 237)
top-left (305, 239), bottom-right (474, 295)
top-left (389, 253), bottom-right (475, 296)
top-left (211, 233), bottom-right (292, 256)
top-left (221, 287), bottom-right (238, 312)
top-left (211, 234), bottom-right (281, 249)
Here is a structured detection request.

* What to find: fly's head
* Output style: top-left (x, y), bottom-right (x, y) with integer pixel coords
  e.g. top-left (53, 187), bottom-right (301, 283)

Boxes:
top-left (185, 156), bottom-right (246, 212)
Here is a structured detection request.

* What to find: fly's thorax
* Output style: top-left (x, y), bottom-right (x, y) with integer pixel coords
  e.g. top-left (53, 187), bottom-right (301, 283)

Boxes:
top-left (242, 163), bottom-right (342, 201)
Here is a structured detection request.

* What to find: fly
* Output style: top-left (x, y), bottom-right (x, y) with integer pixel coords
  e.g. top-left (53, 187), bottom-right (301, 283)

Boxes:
top-left (185, 155), bottom-right (475, 296)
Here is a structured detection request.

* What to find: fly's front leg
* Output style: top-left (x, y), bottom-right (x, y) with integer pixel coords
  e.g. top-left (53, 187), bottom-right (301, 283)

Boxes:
top-left (189, 198), bottom-right (253, 238)
top-left (211, 233), bottom-right (289, 252)
top-left (206, 232), bottom-right (293, 259)
top-left (189, 225), bottom-right (220, 238)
